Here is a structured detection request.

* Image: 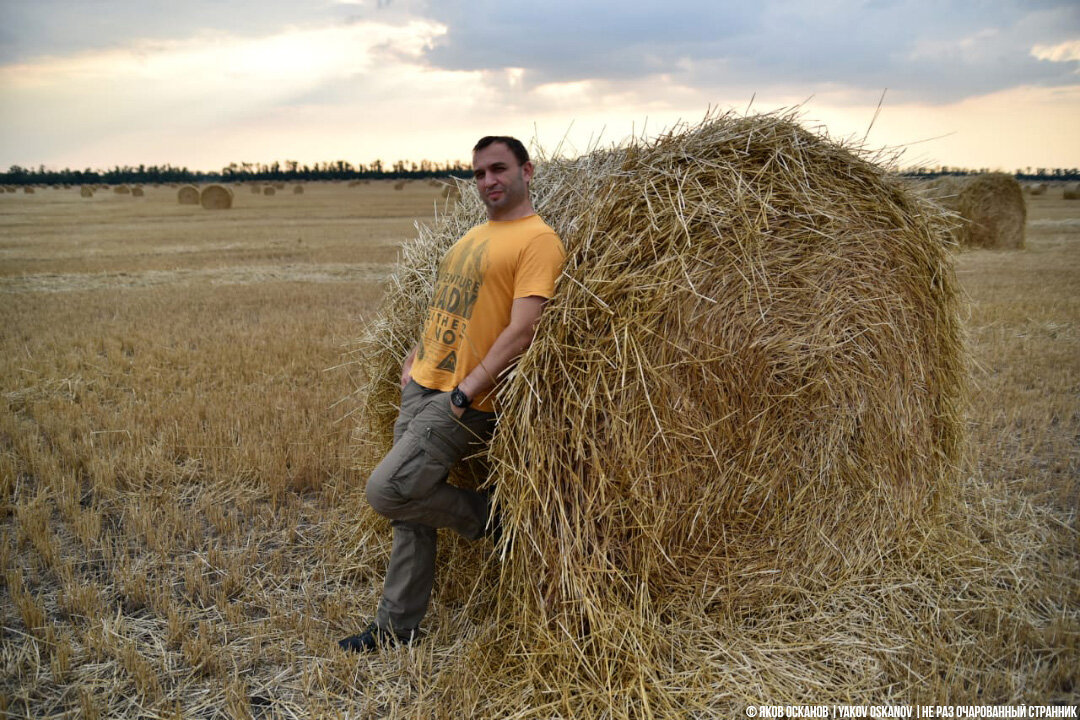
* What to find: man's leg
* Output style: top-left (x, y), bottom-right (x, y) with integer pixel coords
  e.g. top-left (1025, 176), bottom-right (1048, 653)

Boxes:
top-left (374, 521), bottom-right (437, 633)
top-left (363, 388), bottom-right (495, 635)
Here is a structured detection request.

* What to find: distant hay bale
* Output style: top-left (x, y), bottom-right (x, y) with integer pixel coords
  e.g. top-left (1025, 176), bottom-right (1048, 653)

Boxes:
top-left (393, 181), bottom-right (406, 190)
top-left (79, 186), bottom-right (94, 198)
top-left (914, 174), bottom-right (1026, 249)
top-left (131, 186), bottom-right (144, 197)
top-left (1064, 184), bottom-right (1080, 200)
top-left (348, 180), bottom-right (362, 187)
top-left (439, 182), bottom-right (462, 204)
top-left (262, 186), bottom-right (276, 196)
top-left (1029, 182), bottom-right (1047, 196)
top-left (23, 186), bottom-right (34, 194)
top-left (274, 182), bottom-right (285, 190)
top-left (926, 173), bottom-right (1026, 249)
top-left (199, 184), bottom-right (233, 210)
top-left (250, 184), bottom-right (261, 194)
top-left (293, 184), bottom-right (304, 194)
top-left (114, 185), bottom-right (131, 195)
top-left (177, 185), bottom-right (200, 205)
top-left (352, 111), bottom-right (968, 713)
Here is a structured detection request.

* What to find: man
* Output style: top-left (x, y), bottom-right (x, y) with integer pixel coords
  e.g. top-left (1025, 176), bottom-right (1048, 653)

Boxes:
top-left (339, 136), bottom-right (565, 652)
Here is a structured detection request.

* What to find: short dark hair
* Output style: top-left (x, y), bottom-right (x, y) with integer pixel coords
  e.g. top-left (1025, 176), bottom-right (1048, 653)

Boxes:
top-left (473, 136), bottom-right (529, 166)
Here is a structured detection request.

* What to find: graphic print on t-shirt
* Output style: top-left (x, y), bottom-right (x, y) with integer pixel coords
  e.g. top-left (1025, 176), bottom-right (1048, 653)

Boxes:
top-left (417, 235), bottom-right (489, 373)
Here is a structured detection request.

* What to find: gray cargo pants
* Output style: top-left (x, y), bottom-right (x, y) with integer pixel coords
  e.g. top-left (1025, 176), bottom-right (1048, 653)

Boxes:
top-left (365, 379), bottom-right (497, 633)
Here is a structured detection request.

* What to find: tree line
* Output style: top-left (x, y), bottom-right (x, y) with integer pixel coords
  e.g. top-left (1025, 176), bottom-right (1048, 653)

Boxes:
top-left (0, 159), bottom-right (473, 186)
top-left (900, 166), bottom-right (1080, 181)
top-left (2, 161), bottom-right (1079, 186)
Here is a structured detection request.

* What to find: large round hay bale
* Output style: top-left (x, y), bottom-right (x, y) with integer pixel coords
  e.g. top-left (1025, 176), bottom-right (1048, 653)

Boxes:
top-left (23, 186), bottom-right (34, 194)
top-left (114, 185), bottom-right (130, 195)
top-left (1063, 184), bottom-right (1080, 200)
top-left (199, 184), bottom-right (233, 210)
top-left (131, 186), bottom-right (144, 197)
top-left (79, 186), bottom-right (94, 198)
top-left (250, 184), bottom-right (261, 194)
top-left (177, 185), bottom-right (200, 205)
top-left (293, 184), bottom-right (304, 194)
top-left (393, 180), bottom-right (406, 190)
top-left (262, 186), bottom-right (276, 196)
top-left (352, 112), bottom-right (966, 712)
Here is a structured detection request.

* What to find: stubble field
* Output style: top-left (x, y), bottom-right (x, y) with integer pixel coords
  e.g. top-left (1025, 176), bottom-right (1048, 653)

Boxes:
top-left (1, 180), bottom-right (1077, 717)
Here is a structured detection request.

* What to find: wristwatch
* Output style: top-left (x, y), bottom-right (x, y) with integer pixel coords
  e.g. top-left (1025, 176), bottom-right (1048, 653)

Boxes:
top-left (449, 386), bottom-right (471, 410)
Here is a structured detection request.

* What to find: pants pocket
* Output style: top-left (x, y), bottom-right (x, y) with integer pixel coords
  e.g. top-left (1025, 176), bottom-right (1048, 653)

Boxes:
top-left (389, 429), bottom-right (457, 501)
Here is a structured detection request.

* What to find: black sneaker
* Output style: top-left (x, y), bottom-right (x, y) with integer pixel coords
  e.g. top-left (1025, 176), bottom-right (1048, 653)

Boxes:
top-left (338, 623), bottom-right (416, 653)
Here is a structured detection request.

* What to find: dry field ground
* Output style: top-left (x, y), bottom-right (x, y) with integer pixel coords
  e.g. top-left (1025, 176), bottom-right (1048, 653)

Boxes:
top-left (0, 180), bottom-right (1077, 717)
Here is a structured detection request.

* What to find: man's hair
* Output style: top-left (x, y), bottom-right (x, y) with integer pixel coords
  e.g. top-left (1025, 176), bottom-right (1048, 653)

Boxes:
top-left (473, 136), bottom-right (530, 166)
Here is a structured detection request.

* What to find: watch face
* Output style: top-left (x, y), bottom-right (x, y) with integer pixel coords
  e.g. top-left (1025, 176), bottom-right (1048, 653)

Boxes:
top-left (451, 389), bottom-right (468, 407)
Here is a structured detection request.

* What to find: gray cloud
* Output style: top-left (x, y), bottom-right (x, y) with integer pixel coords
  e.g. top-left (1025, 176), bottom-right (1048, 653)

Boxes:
top-left (3, 0), bottom-right (1077, 106)
top-left (0, 0), bottom-right (360, 63)
top-left (409, 0), bottom-right (1080, 104)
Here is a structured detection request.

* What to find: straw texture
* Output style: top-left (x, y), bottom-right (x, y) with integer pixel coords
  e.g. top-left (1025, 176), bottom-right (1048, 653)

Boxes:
top-left (350, 111), bottom-right (975, 715)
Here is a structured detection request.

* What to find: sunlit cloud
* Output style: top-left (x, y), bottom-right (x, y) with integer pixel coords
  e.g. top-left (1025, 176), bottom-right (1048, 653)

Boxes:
top-left (0, 19), bottom-right (484, 169)
top-left (1031, 39), bottom-right (1080, 64)
top-left (0, 1), bottom-right (1078, 171)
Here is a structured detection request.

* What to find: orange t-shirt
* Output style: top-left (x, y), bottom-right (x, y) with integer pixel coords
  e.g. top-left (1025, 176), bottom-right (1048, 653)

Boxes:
top-left (410, 214), bottom-right (565, 412)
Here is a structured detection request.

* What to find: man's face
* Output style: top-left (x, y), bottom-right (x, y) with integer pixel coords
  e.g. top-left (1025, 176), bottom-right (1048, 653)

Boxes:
top-left (472, 142), bottom-right (533, 220)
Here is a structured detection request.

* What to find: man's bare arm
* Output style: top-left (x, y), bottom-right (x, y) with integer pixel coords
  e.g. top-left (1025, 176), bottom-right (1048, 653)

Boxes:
top-left (400, 345), bottom-right (418, 388)
top-left (454, 295), bottom-right (547, 413)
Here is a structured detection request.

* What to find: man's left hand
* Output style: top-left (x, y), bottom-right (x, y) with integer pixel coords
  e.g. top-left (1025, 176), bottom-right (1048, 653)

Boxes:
top-left (450, 399), bottom-right (466, 419)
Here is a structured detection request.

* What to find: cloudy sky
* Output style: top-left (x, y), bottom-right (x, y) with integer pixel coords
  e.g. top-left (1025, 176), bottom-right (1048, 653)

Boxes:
top-left (1, 0), bottom-right (1078, 173)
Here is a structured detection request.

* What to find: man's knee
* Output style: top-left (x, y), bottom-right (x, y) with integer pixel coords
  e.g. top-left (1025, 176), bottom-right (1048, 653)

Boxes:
top-left (366, 467), bottom-right (399, 518)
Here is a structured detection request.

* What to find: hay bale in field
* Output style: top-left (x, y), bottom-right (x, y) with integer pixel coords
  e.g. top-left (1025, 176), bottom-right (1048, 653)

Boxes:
top-left (262, 185), bottom-right (276, 196)
top-left (199, 184), bottom-right (233, 210)
top-left (23, 186), bottom-right (34, 194)
top-left (439, 182), bottom-right (462, 204)
top-left (954, 174), bottom-right (1025, 249)
top-left (1029, 182), bottom-right (1047, 196)
top-left (348, 180), bottom-right (362, 187)
top-left (131, 186), bottom-right (144, 197)
top-left (79, 186), bottom-right (94, 198)
top-left (293, 184), bottom-right (304, 194)
top-left (351, 111), bottom-right (967, 713)
top-left (250, 184), bottom-right (261, 194)
top-left (114, 185), bottom-right (131, 194)
top-left (1063, 184), bottom-right (1080, 200)
top-left (919, 174), bottom-right (1025, 249)
top-left (177, 185), bottom-right (200, 205)
top-left (393, 180), bottom-right (406, 190)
